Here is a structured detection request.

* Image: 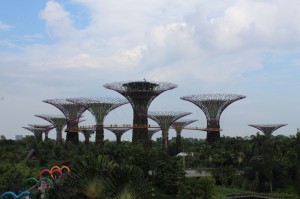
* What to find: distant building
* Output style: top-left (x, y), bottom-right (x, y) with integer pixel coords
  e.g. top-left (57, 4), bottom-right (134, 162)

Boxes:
top-left (15, 135), bottom-right (24, 140)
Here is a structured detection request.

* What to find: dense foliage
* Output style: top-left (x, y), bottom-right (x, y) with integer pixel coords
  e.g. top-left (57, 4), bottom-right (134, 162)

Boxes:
top-left (0, 131), bottom-right (300, 198)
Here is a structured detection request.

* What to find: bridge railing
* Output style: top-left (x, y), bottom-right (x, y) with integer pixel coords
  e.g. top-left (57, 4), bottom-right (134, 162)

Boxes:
top-left (66, 124), bottom-right (221, 132)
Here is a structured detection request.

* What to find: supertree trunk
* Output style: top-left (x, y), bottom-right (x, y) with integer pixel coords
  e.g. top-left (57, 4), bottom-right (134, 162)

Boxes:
top-left (132, 104), bottom-right (148, 143)
top-left (95, 124), bottom-right (104, 145)
top-left (44, 132), bottom-right (49, 140)
top-left (57, 131), bottom-right (63, 144)
top-left (175, 130), bottom-right (182, 153)
top-left (116, 134), bottom-right (122, 144)
top-left (35, 133), bottom-right (43, 142)
top-left (66, 123), bottom-right (79, 144)
top-left (162, 129), bottom-right (169, 153)
top-left (207, 120), bottom-right (220, 143)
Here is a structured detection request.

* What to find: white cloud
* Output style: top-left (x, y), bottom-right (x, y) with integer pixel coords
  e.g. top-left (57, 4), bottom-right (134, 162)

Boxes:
top-left (4, 0), bottom-right (300, 83)
top-left (39, 1), bottom-right (76, 39)
top-left (0, 21), bottom-right (12, 31)
top-left (187, 0), bottom-right (300, 51)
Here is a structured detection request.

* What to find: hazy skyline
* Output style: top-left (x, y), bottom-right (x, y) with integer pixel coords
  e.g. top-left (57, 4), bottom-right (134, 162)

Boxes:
top-left (1, 0), bottom-right (300, 140)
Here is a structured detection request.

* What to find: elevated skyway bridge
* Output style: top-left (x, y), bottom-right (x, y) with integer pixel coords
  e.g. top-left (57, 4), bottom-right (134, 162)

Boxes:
top-left (66, 124), bottom-right (221, 132)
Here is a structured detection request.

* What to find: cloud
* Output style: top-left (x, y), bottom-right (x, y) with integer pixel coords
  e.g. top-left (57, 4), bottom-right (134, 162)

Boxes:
top-left (186, 0), bottom-right (300, 51)
top-left (39, 1), bottom-right (76, 39)
top-left (3, 0), bottom-right (300, 84)
top-left (0, 21), bottom-right (12, 31)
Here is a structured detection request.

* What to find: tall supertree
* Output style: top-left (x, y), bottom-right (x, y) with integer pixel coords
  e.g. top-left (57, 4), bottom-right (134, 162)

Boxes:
top-left (148, 111), bottom-right (191, 153)
top-left (104, 80), bottom-right (177, 144)
top-left (35, 114), bottom-right (68, 144)
top-left (28, 124), bottom-right (54, 140)
top-left (248, 124), bottom-right (287, 137)
top-left (81, 129), bottom-right (95, 145)
top-left (68, 97), bottom-right (129, 145)
top-left (105, 127), bottom-right (132, 144)
top-left (43, 99), bottom-right (88, 144)
top-left (23, 126), bottom-right (45, 141)
top-left (181, 94), bottom-right (246, 143)
top-left (172, 119), bottom-right (197, 153)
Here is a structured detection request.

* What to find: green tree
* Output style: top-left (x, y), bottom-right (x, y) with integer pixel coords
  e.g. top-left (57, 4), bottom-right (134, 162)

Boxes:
top-left (178, 177), bottom-right (215, 199)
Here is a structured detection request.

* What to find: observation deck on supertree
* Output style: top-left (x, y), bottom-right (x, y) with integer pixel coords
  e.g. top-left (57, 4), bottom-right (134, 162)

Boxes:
top-left (81, 129), bottom-right (95, 145)
top-left (248, 124), bottom-right (287, 137)
top-left (43, 99), bottom-right (88, 144)
top-left (105, 127), bottom-right (132, 144)
top-left (181, 94), bottom-right (246, 143)
top-left (22, 126), bottom-right (46, 141)
top-left (35, 114), bottom-right (68, 144)
top-left (104, 80), bottom-right (177, 144)
top-left (172, 119), bottom-right (197, 153)
top-left (148, 111), bottom-right (191, 153)
top-left (68, 97), bottom-right (129, 145)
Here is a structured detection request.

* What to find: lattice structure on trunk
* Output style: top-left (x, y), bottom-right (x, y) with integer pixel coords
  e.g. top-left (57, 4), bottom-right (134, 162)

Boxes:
top-left (148, 111), bottom-right (191, 153)
top-left (181, 94), bottom-right (246, 143)
top-left (105, 127), bottom-right (132, 144)
top-left (23, 126), bottom-right (45, 141)
top-left (68, 97), bottom-right (129, 145)
top-left (104, 80), bottom-right (177, 144)
top-left (43, 98), bottom-right (88, 144)
top-left (172, 119), bottom-right (197, 153)
top-left (248, 124), bottom-right (287, 137)
top-left (35, 114), bottom-right (68, 144)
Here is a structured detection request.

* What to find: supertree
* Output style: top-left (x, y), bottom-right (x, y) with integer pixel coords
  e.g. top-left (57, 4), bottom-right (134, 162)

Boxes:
top-left (35, 114), bottom-right (69, 144)
top-left (28, 124), bottom-right (54, 140)
top-left (147, 128), bottom-right (161, 147)
top-left (172, 119), bottom-right (197, 153)
top-left (68, 97), bottom-right (129, 145)
top-left (105, 127), bottom-right (132, 144)
top-left (248, 124), bottom-right (287, 137)
top-left (103, 80), bottom-right (177, 144)
top-left (181, 94), bottom-right (246, 143)
top-left (43, 99), bottom-right (88, 144)
top-left (148, 111), bottom-right (191, 153)
top-left (81, 129), bottom-right (95, 145)
top-left (22, 126), bottom-right (45, 141)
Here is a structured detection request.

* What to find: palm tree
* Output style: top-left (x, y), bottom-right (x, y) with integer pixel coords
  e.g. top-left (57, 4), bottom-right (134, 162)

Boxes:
top-left (52, 155), bottom-right (151, 199)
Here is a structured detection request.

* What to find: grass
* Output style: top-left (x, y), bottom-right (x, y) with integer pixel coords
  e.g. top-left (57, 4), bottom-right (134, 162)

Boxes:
top-left (151, 185), bottom-right (298, 199)
top-left (214, 186), bottom-right (297, 199)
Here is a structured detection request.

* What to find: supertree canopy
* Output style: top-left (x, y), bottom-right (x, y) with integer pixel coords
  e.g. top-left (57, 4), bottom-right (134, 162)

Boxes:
top-left (23, 126), bottom-right (45, 141)
top-left (28, 124), bottom-right (54, 140)
top-left (68, 97), bottom-right (129, 145)
top-left (172, 119), bottom-right (197, 153)
top-left (43, 99), bottom-right (88, 144)
top-left (105, 127), bottom-right (132, 144)
top-left (35, 114), bottom-right (68, 144)
top-left (148, 111), bottom-right (191, 153)
top-left (104, 80), bottom-right (177, 144)
top-left (181, 94), bottom-right (246, 143)
top-left (248, 124), bottom-right (287, 137)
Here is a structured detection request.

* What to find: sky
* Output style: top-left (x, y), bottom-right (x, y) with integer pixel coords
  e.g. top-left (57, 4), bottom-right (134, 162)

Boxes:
top-left (1, 0), bottom-right (300, 141)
